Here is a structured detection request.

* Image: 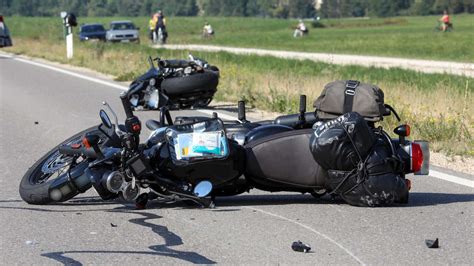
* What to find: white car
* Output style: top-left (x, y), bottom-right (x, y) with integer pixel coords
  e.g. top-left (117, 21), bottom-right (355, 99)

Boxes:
top-left (106, 21), bottom-right (139, 43)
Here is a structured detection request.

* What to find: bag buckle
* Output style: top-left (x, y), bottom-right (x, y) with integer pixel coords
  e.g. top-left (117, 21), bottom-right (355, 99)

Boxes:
top-left (346, 80), bottom-right (360, 89)
top-left (345, 89), bottom-right (356, 96)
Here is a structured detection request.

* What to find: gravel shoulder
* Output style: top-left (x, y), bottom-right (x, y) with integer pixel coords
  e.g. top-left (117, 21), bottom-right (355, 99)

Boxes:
top-left (158, 44), bottom-right (474, 77)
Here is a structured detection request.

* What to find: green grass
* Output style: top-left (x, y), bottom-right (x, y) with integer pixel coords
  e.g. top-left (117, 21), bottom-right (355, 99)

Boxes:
top-left (3, 16), bottom-right (473, 156)
top-left (5, 15), bottom-right (474, 61)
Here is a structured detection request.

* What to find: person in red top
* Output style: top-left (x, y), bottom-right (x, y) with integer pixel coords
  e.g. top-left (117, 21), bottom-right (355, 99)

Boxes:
top-left (439, 10), bottom-right (450, 32)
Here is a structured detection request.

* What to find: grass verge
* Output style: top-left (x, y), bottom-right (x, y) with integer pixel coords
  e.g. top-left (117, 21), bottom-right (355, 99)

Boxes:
top-left (3, 21), bottom-right (473, 156)
top-left (5, 15), bottom-right (474, 62)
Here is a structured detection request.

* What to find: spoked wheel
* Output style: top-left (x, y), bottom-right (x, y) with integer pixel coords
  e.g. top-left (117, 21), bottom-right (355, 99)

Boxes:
top-left (19, 126), bottom-right (106, 204)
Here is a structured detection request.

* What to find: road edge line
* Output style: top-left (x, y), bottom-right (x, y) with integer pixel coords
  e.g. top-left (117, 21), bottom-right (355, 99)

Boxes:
top-left (428, 169), bottom-right (474, 188)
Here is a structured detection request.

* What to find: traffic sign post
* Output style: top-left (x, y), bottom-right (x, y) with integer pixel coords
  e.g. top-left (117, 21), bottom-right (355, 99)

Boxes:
top-left (60, 11), bottom-right (77, 59)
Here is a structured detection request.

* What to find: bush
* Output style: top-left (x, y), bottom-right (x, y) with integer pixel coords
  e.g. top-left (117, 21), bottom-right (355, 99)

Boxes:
top-left (311, 20), bottom-right (326, 28)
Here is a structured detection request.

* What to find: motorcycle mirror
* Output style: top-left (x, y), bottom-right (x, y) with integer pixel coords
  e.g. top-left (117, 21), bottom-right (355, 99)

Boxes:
top-left (99, 109), bottom-right (113, 129)
top-left (193, 181), bottom-right (213, 198)
top-left (148, 56), bottom-right (155, 69)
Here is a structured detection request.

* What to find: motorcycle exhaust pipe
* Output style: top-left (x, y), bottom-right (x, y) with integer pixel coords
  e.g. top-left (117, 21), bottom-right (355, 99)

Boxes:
top-left (48, 163), bottom-right (92, 202)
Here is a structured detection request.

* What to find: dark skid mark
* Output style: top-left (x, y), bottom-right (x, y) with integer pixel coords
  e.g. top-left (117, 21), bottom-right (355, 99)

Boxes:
top-left (41, 252), bottom-right (83, 266)
top-left (41, 210), bottom-right (215, 264)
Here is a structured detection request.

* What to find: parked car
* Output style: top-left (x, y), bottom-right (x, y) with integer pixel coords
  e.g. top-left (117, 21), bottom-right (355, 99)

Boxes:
top-left (79, 23), bottom-right (106, 41)
top-left (0, 15), bottom-right (13, 48)
top-left (106, 21), bottom-right (139, 43)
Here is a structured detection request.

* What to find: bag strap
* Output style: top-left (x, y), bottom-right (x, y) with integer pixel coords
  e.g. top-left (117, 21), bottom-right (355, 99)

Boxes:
top-left (343, 80), bottom-right (360, 114)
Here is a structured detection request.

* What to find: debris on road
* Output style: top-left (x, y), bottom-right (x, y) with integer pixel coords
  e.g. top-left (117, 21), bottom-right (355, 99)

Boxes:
top-left (291, 241), bottom-right (311, 253)
top-left (25, 240), bottom-right (37, 245)
top-left (425, 238), bottom-right (439, 248)
top-left (110, 223), bottom-right (118, 227)
top-left (34, 121), bottom-right (39, 125)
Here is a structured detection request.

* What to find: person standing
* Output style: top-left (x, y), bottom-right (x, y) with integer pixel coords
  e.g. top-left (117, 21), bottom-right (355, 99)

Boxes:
top-left (155, 10), bottom-right (167, 43)
top-left (148, 14), bottom-right (157, 42)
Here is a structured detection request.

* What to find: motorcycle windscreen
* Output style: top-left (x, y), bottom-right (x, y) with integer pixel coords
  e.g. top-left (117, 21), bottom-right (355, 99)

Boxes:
top-left (244, 129), bottom-right (327, 188)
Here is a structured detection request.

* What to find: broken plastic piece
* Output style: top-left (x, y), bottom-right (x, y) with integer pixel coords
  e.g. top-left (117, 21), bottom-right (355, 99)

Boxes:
top-left (425, 238), bottom-right (439, 248)
top-left (110, 223), bottom-right (117, 227)
top-left (291, 241), bottom-right (311, 253)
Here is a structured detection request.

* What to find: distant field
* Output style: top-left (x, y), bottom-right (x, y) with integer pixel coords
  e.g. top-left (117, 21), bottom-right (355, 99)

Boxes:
top-left (5, 15), bottom-right (474, 61)
top-left (3, 16), bottom-right (473, 156)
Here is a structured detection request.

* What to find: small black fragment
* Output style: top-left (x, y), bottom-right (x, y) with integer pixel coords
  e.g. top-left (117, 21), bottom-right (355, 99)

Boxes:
top-left (291, 241), bottom-right (311, 253)
top-left (76, 212), bottom-right (82, 215)
top-left (110, 223), bottom-right (118, 227)
top-left (425, 238), bottom-right (439, 248)
top-left (34, 121), bottom-right (39, 125)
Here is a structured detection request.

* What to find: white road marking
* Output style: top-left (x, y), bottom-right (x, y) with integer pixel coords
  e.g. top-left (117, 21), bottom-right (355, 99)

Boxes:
top-left (245, 206), bottom-right (366, 265)
top-left (429, 170), bottom-right (474, 188)
top-left (192, 109), bottom-right (238, 121)
top-left (12, 57), bottom-right (128, 91)
top-left (6, 53), bottom-right (472, 188)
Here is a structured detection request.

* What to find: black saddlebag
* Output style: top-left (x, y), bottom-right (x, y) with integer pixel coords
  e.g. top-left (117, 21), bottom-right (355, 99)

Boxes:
top-left (310, 113), bottom-right (408, 206)
top-left (326, 140), bottom-right (408, 207)
top-left (309, 112), bottom-right (376, 171)
top-left (245, 128), bottom-right (328, 189)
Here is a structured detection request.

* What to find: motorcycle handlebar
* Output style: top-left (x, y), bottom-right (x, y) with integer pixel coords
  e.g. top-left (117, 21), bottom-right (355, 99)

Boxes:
top-left (120, 92), bottom-right (134, 119)
top-left (59, 145), bottom-right (98, 159)
top-left (158, 59), bottom-right (195, 69)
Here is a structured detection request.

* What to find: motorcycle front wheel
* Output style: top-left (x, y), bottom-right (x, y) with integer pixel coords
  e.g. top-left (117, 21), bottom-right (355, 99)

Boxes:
top-left (19, 126), bottom-right (106, 204)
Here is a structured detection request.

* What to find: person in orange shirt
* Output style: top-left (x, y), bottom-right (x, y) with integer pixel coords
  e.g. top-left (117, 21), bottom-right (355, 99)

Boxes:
top-left (439, 10), bottom-right (450, 32)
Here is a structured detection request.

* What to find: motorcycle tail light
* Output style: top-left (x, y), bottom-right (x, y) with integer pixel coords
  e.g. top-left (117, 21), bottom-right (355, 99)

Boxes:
top-left (410, 143), bottom-right (423, 173)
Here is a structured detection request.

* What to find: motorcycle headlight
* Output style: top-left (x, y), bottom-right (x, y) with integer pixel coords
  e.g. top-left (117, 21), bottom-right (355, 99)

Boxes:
top-left (149, 78), bottom-right (156, 86)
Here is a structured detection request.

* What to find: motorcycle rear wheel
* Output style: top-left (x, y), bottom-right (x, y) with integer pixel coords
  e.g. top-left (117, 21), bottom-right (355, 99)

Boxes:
top-left (19, 126), bottom-right (105, 205)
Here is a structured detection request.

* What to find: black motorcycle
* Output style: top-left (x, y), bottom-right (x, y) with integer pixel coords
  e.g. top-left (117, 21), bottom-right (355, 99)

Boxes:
top-left (127, 54), bottom-right (219, 110)
top-left (19, 90), bottom-right (429, 207)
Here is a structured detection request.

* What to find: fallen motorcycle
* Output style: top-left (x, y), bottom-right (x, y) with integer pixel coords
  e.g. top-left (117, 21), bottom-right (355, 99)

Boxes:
top-left (19, 80), bottom-right (430, 207)
top-left (127, 54), bottom-right (219, 110)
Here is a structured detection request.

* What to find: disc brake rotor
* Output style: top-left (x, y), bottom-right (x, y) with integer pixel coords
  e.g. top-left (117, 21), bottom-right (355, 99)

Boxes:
top-left (41, 152), bottom-right (74, 174)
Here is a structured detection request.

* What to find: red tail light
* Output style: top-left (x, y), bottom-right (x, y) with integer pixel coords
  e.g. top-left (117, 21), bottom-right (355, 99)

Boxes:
top-left (411, 143), bottom-right (423, 173)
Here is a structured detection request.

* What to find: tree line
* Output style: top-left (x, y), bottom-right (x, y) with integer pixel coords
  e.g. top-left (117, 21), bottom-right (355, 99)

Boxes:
top-left (1, 0), bottom-right (473, 18)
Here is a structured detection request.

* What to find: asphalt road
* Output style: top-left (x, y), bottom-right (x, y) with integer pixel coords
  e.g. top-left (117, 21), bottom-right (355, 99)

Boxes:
top-left (0, 54), bottom-right (473, 265)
